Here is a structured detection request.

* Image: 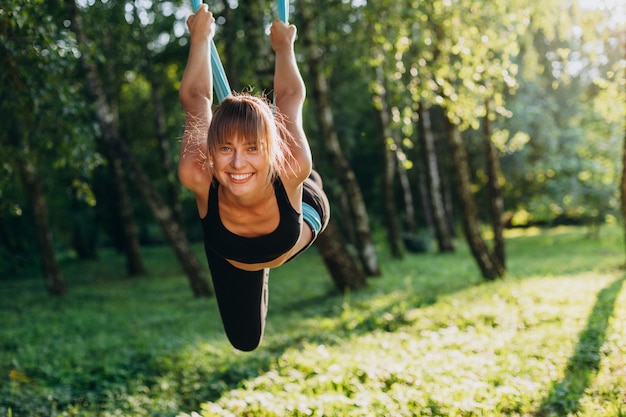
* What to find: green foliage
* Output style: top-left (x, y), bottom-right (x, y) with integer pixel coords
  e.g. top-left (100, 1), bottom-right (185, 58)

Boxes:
top-left (1, 226), bottom-right (624, 416)
top-left (0, 0), bottom-right (101, 270)
top-left (1, 0), bottom-right (623, 273)
top-left (494, 0), bottom-right (624, 226)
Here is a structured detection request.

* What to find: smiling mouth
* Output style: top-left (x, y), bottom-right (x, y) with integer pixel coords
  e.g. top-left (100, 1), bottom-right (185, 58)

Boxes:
top-left (229, 173), bottom-right (254, 181)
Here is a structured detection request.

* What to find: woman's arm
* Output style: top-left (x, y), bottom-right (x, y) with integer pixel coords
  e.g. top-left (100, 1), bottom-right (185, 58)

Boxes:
top-left (178, 5), bottom-right (215, 195)
top-left (270, 20), bottom-right (312, 182)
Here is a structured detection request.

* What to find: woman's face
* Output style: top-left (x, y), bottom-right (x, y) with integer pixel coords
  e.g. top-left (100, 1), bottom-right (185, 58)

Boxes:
top-left (212, 136), bottom-right (271, 198)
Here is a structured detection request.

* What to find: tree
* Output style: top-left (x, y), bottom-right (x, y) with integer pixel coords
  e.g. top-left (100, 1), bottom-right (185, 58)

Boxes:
top-left (65, 0), bottom-right (213, 297)
top-left (315, 220), bottom-right (368, 291)
top-left (447, 120), bottom-right (504, 279)
top-left (483, 100), bottom-right (506, 268)
top-left (418, 102), bottom-right (454, 253)
top-left (498, 0), bottom-right (623, 230)
top-left (0, 0), bottom-right (87, 294)
top-left (403, 0), bottom-right (536, 279)
top-left (393, 2), bottom-right (458, 254)
top-left (125, 0), bottom-right (186, 228)
top-left (2, 0), bottom-right (621, 291)
top-left (108, 153), bottom-right (146, 276)
top-left (365, 0), bottom-right (415, 258)
top-left (300, 0), bottom-right (381, 277)
top-left (15, 149), bottom-right (67, 295)
top-left (373, 64), bottom-right (405, 258)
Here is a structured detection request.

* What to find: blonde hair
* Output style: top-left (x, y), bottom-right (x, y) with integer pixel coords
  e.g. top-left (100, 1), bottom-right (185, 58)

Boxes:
top-left (207, 94), bottom-right (297, 183)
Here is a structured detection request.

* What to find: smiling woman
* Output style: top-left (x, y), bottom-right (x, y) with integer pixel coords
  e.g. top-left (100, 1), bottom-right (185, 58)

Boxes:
top-left (178, 4), bottom-right (330, 351)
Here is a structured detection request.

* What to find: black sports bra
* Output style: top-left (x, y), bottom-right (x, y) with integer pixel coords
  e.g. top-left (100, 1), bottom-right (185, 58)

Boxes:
top-left (201, 178), bottom-right (301, 264)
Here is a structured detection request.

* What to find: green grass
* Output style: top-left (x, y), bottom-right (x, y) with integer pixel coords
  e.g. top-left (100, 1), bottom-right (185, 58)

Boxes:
top-left (1, 225), bottom-right (625, 416)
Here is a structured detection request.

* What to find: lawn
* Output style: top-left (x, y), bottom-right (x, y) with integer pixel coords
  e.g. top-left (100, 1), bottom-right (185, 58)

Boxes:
top-left (1, 225), bottom-right (625, 416)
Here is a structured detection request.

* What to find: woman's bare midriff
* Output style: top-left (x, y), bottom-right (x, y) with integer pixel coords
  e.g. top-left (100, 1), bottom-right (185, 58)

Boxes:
top-left (226, 221), bottom-right (313, 271)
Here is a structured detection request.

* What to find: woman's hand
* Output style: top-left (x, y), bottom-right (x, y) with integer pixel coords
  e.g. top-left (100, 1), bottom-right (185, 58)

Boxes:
top-left (187, 4), bottom-right (216, 42)
top-left (269, 19), bottom-right (297, 53)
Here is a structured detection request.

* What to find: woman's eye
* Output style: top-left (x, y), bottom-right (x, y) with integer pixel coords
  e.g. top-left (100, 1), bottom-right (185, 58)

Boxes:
top-left (248, 146), bottom-right (257, 152)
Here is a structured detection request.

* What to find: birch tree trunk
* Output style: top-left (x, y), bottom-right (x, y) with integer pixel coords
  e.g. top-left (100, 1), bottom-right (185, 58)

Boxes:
top-left (446, 119), bottom-right (503, 280)
top-left (397, 157), bottom-right (416, 235)
top-left (17, 154), bottom-right (67, 296)
top-left (440, 154), bottom-right (456, 239)
top-left (150, 78), bottom-right (184, 227)
top-left (374, 65), bottom-right (404, 258)
top-left (66, 0), bottom-right (212, 297)
top-left (483, 100), bottom-right (506, 268)
top-left (419, 102), bottom-right (454, 252)
top-left (413, 146), bottom-right (435, 233)
top-left (129, 5), bottom-right (184, 228)
top-left (315, 220), bottom-right (367, 291)
top-left (110, 156), bottom-right (146, 276)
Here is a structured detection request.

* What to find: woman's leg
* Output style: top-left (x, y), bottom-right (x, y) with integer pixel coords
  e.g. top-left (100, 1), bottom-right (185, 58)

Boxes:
top-left (302, 171), bottom-right (330, 236)
top-left (286, 170), bottom-right (330, 263)
top-left (204, 247), bottom-right (269, 351)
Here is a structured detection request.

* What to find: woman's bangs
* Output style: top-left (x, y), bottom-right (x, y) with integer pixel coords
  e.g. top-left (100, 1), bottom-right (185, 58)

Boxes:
top-left (241, 107), bottom-right (268, 149)
top-left (212, 99), bottom-right (269, 151)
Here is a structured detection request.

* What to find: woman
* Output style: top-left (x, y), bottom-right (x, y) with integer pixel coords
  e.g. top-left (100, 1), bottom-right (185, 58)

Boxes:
top-left (178, 5), bottom-right (329, 351)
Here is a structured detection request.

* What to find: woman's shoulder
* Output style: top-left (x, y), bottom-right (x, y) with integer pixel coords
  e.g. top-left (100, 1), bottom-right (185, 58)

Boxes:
top-left (186, 173), bottom-right (212, 219)
top-left (277, 167), bottom-right (309, 211)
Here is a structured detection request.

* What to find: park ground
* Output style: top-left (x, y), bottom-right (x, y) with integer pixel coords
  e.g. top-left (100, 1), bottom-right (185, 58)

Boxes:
top-left (1, 225), bottom-right (625, 416)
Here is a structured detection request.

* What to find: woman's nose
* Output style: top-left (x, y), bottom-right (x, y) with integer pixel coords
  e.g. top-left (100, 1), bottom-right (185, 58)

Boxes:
top-left (230, 150), bottom-right (245, 168)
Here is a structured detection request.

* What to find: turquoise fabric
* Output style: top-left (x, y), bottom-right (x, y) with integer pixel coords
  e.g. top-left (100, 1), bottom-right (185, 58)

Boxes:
top-left (210, 43), bottom-right (231, 103)
top-left (278, 0), bottom-right (289, 22)
top-left (302, 202), bottom-right (322, 235)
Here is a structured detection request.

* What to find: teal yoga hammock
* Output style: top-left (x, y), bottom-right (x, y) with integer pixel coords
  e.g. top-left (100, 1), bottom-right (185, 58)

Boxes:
top-left (191, 0), bottom-right (290, 104)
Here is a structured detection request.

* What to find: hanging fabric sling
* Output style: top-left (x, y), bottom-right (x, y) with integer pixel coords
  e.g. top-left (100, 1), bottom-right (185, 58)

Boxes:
top-left (191, 0), bottom-right (289, 104)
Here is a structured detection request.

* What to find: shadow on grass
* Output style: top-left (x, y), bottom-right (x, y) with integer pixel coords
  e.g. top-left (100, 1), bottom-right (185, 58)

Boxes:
top-left (9, 227), bottom-right (619, 416)
top-left (176, 263), bottom-right (471, 409)
top-left (535, 274), bottom-right (625, 416)
top-left (1, 246), bottom-right (476, 416)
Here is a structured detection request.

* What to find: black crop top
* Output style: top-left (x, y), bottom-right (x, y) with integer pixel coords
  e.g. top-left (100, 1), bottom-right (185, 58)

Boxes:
top-left (201, 178), bottom-right (301, 264)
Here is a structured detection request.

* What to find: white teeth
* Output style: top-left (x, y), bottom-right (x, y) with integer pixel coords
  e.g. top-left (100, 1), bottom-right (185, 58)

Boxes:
top-left (230, 173), bottom-right (252, 180)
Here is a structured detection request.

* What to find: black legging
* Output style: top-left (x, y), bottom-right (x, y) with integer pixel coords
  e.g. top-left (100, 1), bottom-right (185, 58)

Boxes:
top-left (204, 247), bottom-right (269, 352)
